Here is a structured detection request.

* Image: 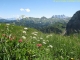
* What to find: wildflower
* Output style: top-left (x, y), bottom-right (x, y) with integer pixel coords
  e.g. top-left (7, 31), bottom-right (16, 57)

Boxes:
top-left (9, 34), bottom-right (12, 39)
top-left (33, 36), bottom-right (37, 39)
top-left (10, 38), bottom-right (13, 41)
top-left (37, 40), bottom-right (40, 41)
top-left (70, 58), bottom-right (74, 60)
top-left (32, 55), bottom-right (36, 57)
top-left (22, 36), bottom-right (26, 39)
top-left (32, 32), bottom-right (38, 36)
top-left (40, 37), bottom-right (43, 39)
top-left (46, 40), bottom-right (49, 42)
top-left (9, 36), bottom-right (15, 41)
top-left (37, 44), bottom-right (42, 47)
top-left (43, 40), bottom-right (45, 42)
top-left (43, 42), bottom-right (46, 44)
top-left (48, 45), bottom-right (53, 48)
top-left (46, 34), bottom-right (52, 38)
top-left (24, 27), bottom-right (28, 30)
top-left (32, 32), bottom-right (38, 34)
top-left (60, 56), bottom-right (64, 59)
top-left (32, 32), bottom-right (37, 36)
top-left (33, 42), bottom-right (35, 43)
top-left (45, 48), bottom-right (50, 52)
top-left (19, 39), bottom-right (23, 43)
top-left (12, 36), bottom-right (15, 39)
top-left (6, 23), bottom-right (10, 25)
top-left (33, 34), bottom-right (37, 36)
top-left (22, 31), bottom-right (26, 34)
top-left (30, 36), bottom-right (32, 39)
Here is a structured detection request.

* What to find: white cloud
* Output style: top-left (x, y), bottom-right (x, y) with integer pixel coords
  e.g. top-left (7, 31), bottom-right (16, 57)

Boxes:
top-left (25, 8), bottom-right (30, 12)
top-left (20, 8), bottom-right (24, 11)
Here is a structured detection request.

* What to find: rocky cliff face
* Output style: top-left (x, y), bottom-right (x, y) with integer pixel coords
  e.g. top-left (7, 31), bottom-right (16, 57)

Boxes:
top-left (66, 10), bottom-right (80, 35)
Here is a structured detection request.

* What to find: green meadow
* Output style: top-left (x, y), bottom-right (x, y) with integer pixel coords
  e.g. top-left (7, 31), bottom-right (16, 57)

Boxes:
top-left (0, 23), bottom-right (80, 60)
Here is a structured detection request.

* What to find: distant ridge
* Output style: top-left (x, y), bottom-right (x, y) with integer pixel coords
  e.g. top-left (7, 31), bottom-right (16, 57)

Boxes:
top-left (51, 15), bottom-right (69, 19)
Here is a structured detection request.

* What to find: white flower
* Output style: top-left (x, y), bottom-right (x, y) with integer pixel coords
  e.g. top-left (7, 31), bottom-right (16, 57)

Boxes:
top-left (32, 36), bottom-right (37, 39)
top-left (22, 31), bottom-right (26, 34)
top-left (32, 55), bottom-right (36, 57)
top-left (30, 36), bottom-right (32, 39)
top-left (33, 34), bottom-right (37, 36)
top-left (37, 40), bottom-right (40, 41)
top-left (32, 32), bottom-right (38, 34)
top-left (6, 23), bottom-right (10, 25)
top-left (32, 32), bottom-right (38, 36)
top-left (33, 42), bottom-right (35, 43)
top-left (43, 40), bottom-right (45, 42)
top-left (46, 40), bottom-right (49, 42)
top-left (48, 45), bottom-right (53, 48)
top-left (49, 34), bottom-right (52, 36)
top-left (46, 34), bottom-right (52, 38)
top-left (22, 36), bottom-right (26, 39)
top-left (40, 37), bottom-right (43, 39)
top-left (60, 56), bottom-right (64, 59)
top-left (24, 27), bottom-right (28, 30)
top-left (43, 42), bottom-right (46, 44)
top-left (9, 34), bottom-right (12, 38)
top-left (45, 48), bottom-right (50, 52)
top-left (34, 32), bottom-right (38, 34)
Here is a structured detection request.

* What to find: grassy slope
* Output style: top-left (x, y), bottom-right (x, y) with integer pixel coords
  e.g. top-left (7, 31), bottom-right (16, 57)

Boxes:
top-left (0, 23), bottom-right (80, 60)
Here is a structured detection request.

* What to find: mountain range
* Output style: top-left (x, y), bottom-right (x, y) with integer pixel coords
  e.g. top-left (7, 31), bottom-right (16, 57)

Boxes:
top-left (0, 15), bottom-right (70, 20)
top-left (51, 14), bottom-right (69, 19)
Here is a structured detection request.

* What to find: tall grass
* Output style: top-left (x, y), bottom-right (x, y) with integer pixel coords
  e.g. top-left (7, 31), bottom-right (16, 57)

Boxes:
top-left (0, 23), bottom-right (80, 60)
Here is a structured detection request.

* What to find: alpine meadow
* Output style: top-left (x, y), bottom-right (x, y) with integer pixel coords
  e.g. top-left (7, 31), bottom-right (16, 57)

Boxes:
top-left (0, 0), bottom-right (80, 60)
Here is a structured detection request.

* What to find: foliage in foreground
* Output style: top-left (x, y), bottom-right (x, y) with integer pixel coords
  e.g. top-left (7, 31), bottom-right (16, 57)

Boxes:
top-left (0, 23), bottom-right (80, 60)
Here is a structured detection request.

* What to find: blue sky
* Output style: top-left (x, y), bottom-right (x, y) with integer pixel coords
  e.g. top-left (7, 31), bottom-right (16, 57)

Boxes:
top-left (0, 0), bottom-right (80, 18)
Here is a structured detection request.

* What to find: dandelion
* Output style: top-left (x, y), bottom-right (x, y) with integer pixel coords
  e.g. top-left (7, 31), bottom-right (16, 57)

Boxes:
top-left (37, 44), bottom-right (42, 47)
top-left (19, 39), bottom-right (23, 43)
